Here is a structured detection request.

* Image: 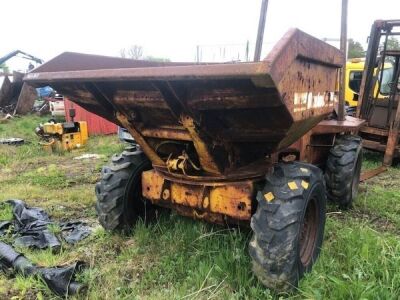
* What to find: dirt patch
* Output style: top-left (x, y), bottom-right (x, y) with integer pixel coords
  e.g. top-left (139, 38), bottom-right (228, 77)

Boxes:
top-left (328, 208), bottom-right (400, 236)
top-left (62, 159), bottom-right (101, 184)
top-left (0, 279), bottom-right (36, 300)
top-left (1, 155), bottom-right (103, 187)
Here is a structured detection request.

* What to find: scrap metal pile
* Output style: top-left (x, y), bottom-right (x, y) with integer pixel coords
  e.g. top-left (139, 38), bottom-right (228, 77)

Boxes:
top-left (0, 72), bottom-right (42, 117)
top-left (0, 50), bottom-right (45, 117)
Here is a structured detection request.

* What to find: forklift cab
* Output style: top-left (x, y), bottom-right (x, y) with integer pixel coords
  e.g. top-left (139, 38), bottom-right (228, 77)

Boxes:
top-left (357, 24), bottom-right (400, 166)
top-left (367, 51), bottom-right (400, 129)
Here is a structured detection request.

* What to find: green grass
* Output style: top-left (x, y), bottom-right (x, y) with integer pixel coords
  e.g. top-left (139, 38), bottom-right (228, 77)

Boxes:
top-left (0, 202), bottom-right (12, 221)
top-left (1, 115), bottom-right (400, 299)
top-left (0, 115), bottom-right (48, 166)
top-left (299, 217), bottom-right (400, 299)
top-left (362, 150), bottom-right (384, 170)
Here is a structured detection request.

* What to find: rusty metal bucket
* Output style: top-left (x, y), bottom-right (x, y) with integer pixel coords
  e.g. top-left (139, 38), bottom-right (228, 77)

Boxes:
top-left (25, 29), bottom-right (343, 178)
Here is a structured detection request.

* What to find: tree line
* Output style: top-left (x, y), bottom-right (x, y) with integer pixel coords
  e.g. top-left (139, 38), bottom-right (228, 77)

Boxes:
top-left (348, 37), bottom-right (400, 58)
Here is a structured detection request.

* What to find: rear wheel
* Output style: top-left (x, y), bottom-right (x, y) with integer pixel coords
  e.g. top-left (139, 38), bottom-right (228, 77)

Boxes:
top-left (325, 135), bottom-right (362, 209)
top-left (95, 145), bottom-right (157, 232)
top-left (249, 162), bottom-right (326, 292)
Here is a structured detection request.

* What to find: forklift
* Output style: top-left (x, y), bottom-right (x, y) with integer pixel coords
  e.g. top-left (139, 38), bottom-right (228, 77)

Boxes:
top-left (357, 20), bottom-right (400, 167)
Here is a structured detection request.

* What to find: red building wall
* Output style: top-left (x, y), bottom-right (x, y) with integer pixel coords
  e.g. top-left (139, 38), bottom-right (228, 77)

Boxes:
top-left (64, 98), bottom-right (118, 135)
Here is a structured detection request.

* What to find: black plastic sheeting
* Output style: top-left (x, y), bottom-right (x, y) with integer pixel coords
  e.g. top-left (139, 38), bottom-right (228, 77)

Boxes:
top-left (0, 199), bottom-right (91, 251)
top-left (0, 199), bottom-right (91, 296)
top-left (0, 241), bottom-right (86, 296)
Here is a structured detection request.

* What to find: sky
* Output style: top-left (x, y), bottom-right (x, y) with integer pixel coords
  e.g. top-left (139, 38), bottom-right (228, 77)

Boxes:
top-left (2, 0), bottom-right (400, 72)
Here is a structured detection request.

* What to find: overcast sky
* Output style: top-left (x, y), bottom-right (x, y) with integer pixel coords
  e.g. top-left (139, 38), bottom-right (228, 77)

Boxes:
top-left (2, 0), bottom-right (400, 71)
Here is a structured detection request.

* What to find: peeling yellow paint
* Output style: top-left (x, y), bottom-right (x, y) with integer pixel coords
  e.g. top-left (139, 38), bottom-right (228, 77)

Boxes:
top-left (142, 169), bottom-right (253, 220)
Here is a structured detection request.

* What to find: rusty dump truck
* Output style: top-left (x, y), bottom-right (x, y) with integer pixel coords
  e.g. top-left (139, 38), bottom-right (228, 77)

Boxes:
top-left (25, 29), bottom-right (364, 291)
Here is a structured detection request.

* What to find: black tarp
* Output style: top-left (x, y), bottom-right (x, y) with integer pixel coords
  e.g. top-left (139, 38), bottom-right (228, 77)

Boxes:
top-left (0, 241), bottom-right (86, 296)
top-left (0, 199), bottom-right (91, 250)
top-left (0, 199), bottom-right (91, 296)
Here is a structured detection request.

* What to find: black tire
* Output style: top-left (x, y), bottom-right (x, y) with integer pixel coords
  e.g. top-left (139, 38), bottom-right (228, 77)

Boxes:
top-left (95, 145), bottom-right (156, 232)
top-left (249, 162), bottom-right (326, 292)
top-left (325, 135), bottom-right (362, 209)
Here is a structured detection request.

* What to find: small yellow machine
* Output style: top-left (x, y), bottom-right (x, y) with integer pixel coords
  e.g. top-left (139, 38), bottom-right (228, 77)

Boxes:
top-left (36, 121), bottom-right (88, 152)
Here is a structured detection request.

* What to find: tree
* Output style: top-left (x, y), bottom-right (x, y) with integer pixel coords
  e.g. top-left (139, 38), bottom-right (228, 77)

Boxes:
top-left (143, 55), bottom-right (170, 62)
top-left (386, 37), bottom-right (400, 50)
top-left (120, 45), bottom-right (143, 60)
top-left (119, 46), bottom-right (170, 62)
top-left (347, 39), bottom-right (365, 58)
top-left (0, 63), bottom-right (9, 73)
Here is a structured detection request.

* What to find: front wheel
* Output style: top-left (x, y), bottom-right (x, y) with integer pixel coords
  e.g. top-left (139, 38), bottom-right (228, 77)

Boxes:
top-left (325, 135), bottom-right (362, 209)
top-left (249, 162), bottom-right (326, 292)
top-left (95, 146), bottom-right (157, 232)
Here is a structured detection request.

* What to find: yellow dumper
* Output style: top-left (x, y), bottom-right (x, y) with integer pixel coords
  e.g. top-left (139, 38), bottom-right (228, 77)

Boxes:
top-left (26, 29), bottom-right (365, 292)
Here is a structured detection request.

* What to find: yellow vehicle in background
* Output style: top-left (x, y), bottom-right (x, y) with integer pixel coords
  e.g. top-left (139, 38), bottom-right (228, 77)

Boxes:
top-left (35, 120), bottom-right (88, 152)
top-left (345, 58), bottom-right (365, 107)
top-left (346, 58), bottom-right (394, 107)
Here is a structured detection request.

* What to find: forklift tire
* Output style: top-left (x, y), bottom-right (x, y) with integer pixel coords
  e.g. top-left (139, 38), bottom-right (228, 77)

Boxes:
top-left (95, 145), bottom-right (156, 232)
top-left (324, 135), bottom-right (362, 209)
top-left (249, 162), bottom-right (326, 292)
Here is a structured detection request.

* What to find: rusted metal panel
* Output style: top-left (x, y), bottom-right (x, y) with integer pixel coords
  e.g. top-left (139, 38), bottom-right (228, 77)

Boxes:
top-left (0, 76), bottom-right (12, 107)
top-left (312, 116), bottom-right (365, 135)
top-left (360, 166), bottom-right (387, 182)
top-left (116, 112), bottom-right (164, 165)
top-left (14, 83), bottom-right (37, 115)
top-left (32, 52), bottom-right (189, 73)
top-left (25, 28), bottom-right (343, 179)
top-left (142, 169), bottom-right (254, 221)
top-left (359, 125), bottom-right (389, 136)
top-left (361, 140), bottom-right (386, 151)
top-left (0, 71), bottom-right (29, 114)
top-left (141, 128), bottom-right (191, 141)
top-left (383, 98), bottom-right (400, 166)
top-left (152, 159), bottom-right (271, 184)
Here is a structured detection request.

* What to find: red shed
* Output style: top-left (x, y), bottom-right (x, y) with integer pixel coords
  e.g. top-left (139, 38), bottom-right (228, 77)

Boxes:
top-left (64, 98), bottom-right (117, 135)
